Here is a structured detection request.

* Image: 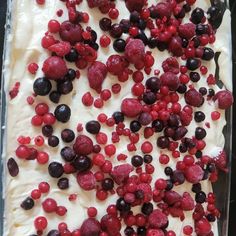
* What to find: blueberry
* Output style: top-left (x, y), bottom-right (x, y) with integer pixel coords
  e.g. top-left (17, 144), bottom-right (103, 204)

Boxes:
top-left (131, 155), bottom-right (143, 167)
top-left (99, 17), bottom-right (112, 31)
top-left (116, 198), bottom-right (131, 212)
top-left (21, 197), bottom-right (34, 210)
top-left (61, 129), bottom-right (75, 142)
top-left (57, 177), bottom-right (69, 190)
top-left (143, 91), bottom-right (157, 104)
top-left (54, 104), bottom-right (71, 123)
top-left (42, 125), bottom-right (53, 137)
top-left (191, 7), bottom-right (204, 24)
top-left (102, 178), bottom-right (114, 190)
top-left (202, 47), bottom-right (215, 61)
top-left (48, 162), bottom-right (64, 178)
top-left (141, 202), bottom-right (153, 215)
top-left (57, 80), bottom-right (73, 94)
top-left (33, 77), bottom-right (52, 96)
top-left (186, 58), bottom-right (200, 71)
top-left (85, 120), bottom-right (101, 134)
top-left (60, 147), bottom-right (76, 162)
top-left (72, 156), bottom-right (91, 172)
top-left (145, 77), bottom-right (160, 92)
top-left (194, 111), bottom-right (205, 122)
top-left (130, 120), bottom-right (141, 133)
top-left (195, 127), bottom-right (206, 140)
top-left (113, 38), bottom-right (126, 52)
top-left (65, 48), bottom-right (78, 62)
top-left (48, 135), bottom-right (59, 147)
top-left (112, 111), bottom-right (124, 124)
top-left (49, 91), bottom-right (61, 104)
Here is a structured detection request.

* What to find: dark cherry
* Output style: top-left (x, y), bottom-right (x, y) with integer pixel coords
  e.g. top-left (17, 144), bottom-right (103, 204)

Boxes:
top-left (112, 112), bottom-right (124, 124)
top-left (194, 111), bottom-right (205, 122)
top-left (48, 162), bottom-right (64, 178)
top-left (195, 127), bottom-right (207, 140)
top-left (113, 38), bottom-right (126, 52)
top-left (48, 135), bottom-right (59, 147)
top-left (116, 198), bottom-right (131, 212)
top-left (33, 77), bottom-right (52, 96)
top-left (57, 177), bottom-right (69, 190)
top-left (61, 129), bottom-right (75, 142)
top-left (85, 120), bottom-right (101, 134)
top-left (42, 125), bottom-right (53, 137)
top-left (60, 147), bottom-right (76, 162)
top-left (102, 178), bottom-right (114, 190)
top-left (54, 104), bottom-right (71, 123)
top-left (49, 91), bottom-right (61, 104)
top-left (57, 80), bottom-right (73, 94)
top-left (72, 155), bottom-right (91, 172)
top-left (130, 120), bottom-right (142, 133)
top-left (21, 197), bottom-right (34, 210)
top-left (99, 17), bottom-right (112, 31)
top-left (131, 155), bottom-right (143, 167)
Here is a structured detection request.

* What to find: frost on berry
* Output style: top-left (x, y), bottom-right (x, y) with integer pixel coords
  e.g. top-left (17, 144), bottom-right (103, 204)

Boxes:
top-left (212, 148), bottom-right (228, 172)
top-left (160, 72), bottom-right (180, 91)
top-left (156, 2), bottom-right (172, 19)
top-left (185, 164), bottom-right (204, 184)
top-left (111, 164), bottom-right (133, 184)
top-left (195, 218), bottom-right (212, 236)
top-left (137, 183), bottom-right (152, 202)
top-left (125, 0), bottom-right (145, 12)
top-left (148, 209), bottom-right (168, 229)
top-left (101, 214), bottom-right (121, 236)
top-left (162, 57), bottom-right (180, 74)
top-left (121, 98), bottom-right (143, 117)
top-left (181, 192), bottom-right (195, 211)
top-left (125, 39), bottom-right (145, 64)
top-left (106, 55), bottom-right (128, 76)
top-left (73, 135), bottom-right (94, 155)
top-left (163, 190), bottom-right (181, 205)
top-left (59, 21), bottom-right (83, 44)
top-left (168, 36), bottom-right (184, 57)
top-left (184, 88), bottom-right (204, 107)
top-left (178, 23), bottom-right (196, 39)
top-left (87, 61), bottom-right (108, 93)
top-left (48, 41), bottom-right (71, 57)
top-left (77, 171), bottom-right (96, 191)
top-left (213, 90), bottom-right (234, 109)
top-left (80, 218), bottom-right (101, 236)
top-left (147, 229), bottom-right (165, 236)
top-left (42, 56), bottom-right (68, 80)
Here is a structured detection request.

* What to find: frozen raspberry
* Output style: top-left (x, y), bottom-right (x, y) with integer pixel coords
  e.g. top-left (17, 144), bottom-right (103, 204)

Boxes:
top-left (213, 90), bottom-right (233, 109)
top-left (59, 21), bottom-right (83, 44)
top-left (168, 36), bottom-right (184, 57)
top-left (185, 88), bottom-right (204, 107)
top-left (121, 98), bottom-right (143, 117)
top-left (185, 164), bottom-right (204, 184)
top-left (181, 192), bottom-right (195, 211)
top-left (77, 171), bottom-right (96, 191)
top-left (111, 164), bottom-right (133, 184)
top-left (162, 57), bottom-right (179, 74)
top-left (163, 190), bottom-right (181, 205)
top-left (80, 218), bottom-right (101, 236)
top-left (48, 41), bottom-right (71, 57)
top-left (169, 207), bottom-right (185, 220)
top-left (87, 61), bottom-right (107, 93)
top-left (160, 72), bottom-right (180, 91)
top-left (137, 183), bottom-right (152, 202)
top-left (73, 135), bottom-right (93, 155)
top-left (195, 218), bottom-right (211, 236)
top-left (212, 149), bottom-right (227, 171)
top-left (42, 56), bottom-right (68, 80)
top-left (125, 39), bottom-right (145, 64)
top-left (101, 214), bottom-right (121, 236)
top-left (156, 2), bottom-right (172, 19)
top-left (125, 0), bottom-right (145, 12)
top-left (147, 229), bottom-right (165, 236)
top-left (148, 209), bottom-right (168, 229)
top-left (178, 23), bottom-right (196, 39)
top-left (106, 55), bottom-right (128, 76)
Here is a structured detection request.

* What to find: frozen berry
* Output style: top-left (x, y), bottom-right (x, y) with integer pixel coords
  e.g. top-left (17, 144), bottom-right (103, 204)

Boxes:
top-left (86, 120), bottom-right (101, 134)
top-left (121, 98), bottom-right (142, 117)
top-left (48, 162), bottom-right (64, 178)
top-left (54, 104), bottom-right (71, 123)
top-left (185, 164), bottom-right (204, 184)
top-left (73, 135), bottom-right (93, 155)
top-left (125, 39), bottom-right (145, 64)
top-left (33, 77), bottom-right (52, 96)
top-left (185, 88), bottom-right (204, 107)
top-left (213, 90), bottom-right (234, 109)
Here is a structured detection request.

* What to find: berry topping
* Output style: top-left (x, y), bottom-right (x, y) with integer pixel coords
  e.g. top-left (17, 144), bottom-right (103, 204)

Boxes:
top-left (80, 218), bottom-right (101, 236)
top-left (111, 164), bottom-right (133, 184)
top-left (7, 158), bottom-right (19, 177)
top-left (21, 197), bottom-right (35, 210)
top-left (148, 209), bottom-right (168, 229)
top-left (125, 39), bottom-right (145, 64)
top-left (185, 88), bottom-right (204, 107)
top-left (42, 56), bottom-right (68, 80)
top-left (121, 98), bottom-right (143, 117)
top-left (73, 135), bottom-right (94, 155)
top-left (33, 77), bottom-right (52, 96)
top-left (178, 23), bottom-right (196, 39)
top-left (185, 164), bottom-right (204, 184)
top-left (213, 90), bottom-right (234, 109)
top-left (101, 214), bottom-right (121, 236)
top-left (160, 72), bottom-right (180, 91)
top-left (54, 104), bottom-right (71, 123)
top-left (77, 171), bottom-right (96, 191)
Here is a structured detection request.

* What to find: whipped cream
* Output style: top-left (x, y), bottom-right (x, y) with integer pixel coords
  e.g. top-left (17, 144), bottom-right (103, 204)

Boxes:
top-left (2, 0), bottom-right (231, 235)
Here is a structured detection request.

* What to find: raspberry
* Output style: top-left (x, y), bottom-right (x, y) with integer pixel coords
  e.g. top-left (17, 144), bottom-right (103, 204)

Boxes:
top-left (195, 218), bottom-right (211, 235)
top-left (125, 0), bottom-right (145, 12)
top-left (160, 72), bottom-right (180, 91)
top-left (169, 207), bottom-right (184, 220)
top-left (59, 21), bottom-right (83, 44)
top-left (178, 23), bottom-right (196, 39)
top-left (181, 192), bottom-right (195, 211)
top-left (73, 135), bottom-right (93, 155)
top-left (184, 88), bottom-right (204, 107)
top-left (106, 55), bottom-right (128, 76)
top-left (77, 171), bottom-right (96, 191)
top-left (147, 229), bottom-right (165, 236)
top-left (162, 57), bottom-right (179, 74)
top-left (87, 61), bottom-right (108, 93)
top-left (163, 190), bottom-right (181, 205)
top-left (42, 56), bottom-right (68, 80)
top-left (48, 41), bottom-right (71, 57)
top-left (100, 214), bottom-right (121, 236)
top-left (125, 39), bottom-right (145, 64)
top-left (80, 218), bottom-right (101, 236)
top-left (212, 149), bottom-right (227, 171)
top-left (156, 2), bottom-right (172, 19)
top-left (137, 183), bottom-right (152, 202)
top-left (168, 36), bottom-right (183, 57)
top-left (148, 209), bottom-right (168, 229)
top-left (121, 98), bottom-right (143, 117)
top-left (111, 164), bottom-right (133, 184)
top-left (213, 90), bottom-right (234, 109)
top-left (185, 164), bottom-right (204, 184)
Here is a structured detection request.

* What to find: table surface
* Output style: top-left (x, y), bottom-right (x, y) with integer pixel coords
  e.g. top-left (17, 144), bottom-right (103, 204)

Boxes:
top-left (0, 1), bottom-right (235, 235)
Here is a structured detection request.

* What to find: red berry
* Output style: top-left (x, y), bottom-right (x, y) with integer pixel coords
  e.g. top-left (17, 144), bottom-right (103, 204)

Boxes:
top-left (125, 39), bottom-right (145, 64)
top-left (34, 217), bottom-right (48, 232)
top-left (34, 135), bottom-right (44, 146)
top-left (132, 83), bottom-right (145, 96)
top-left (56, 206), bottom-right (67, 216)
top-left (104, 144), bottom-right (116, 156)
top-left (96, 189), bottom-right (108, 200)
top-left (35, 103), bottom-right (49, 116)
top-left (36, 0), bottom-right (45, 5)
top-left (87, 207), bottom-right (97, 217)
top-left (37, 151), bottom-right (49, 164)
top-left (185, 88), bottom-right (204, 107)
top-left (125, 0), bottom-right (145, 12)
top-left (213, 90), bottom-right (234, 109)
top-left (211, 111), bottom-right (220, 121)
top-left (82, 92), bottom-right (94, 106)
top-left (141, 141), bottom-right (153, 153)
top-left (183, 225), bottom-right (193, 235)
top-left (100, 35), bottom-right (111, 48)
top-left (31, 189), bottom-right (41, 200)
top-left (80, 218), bottom-right (101, 236)
top-left (96, 132), bottom-right (108, 145)
top-left (48, 19), bottom-right (60, 33)
top-left (73, 135), bottom-right (93, 155)
top-left (38, 182), bottom-right (50, 193)
top-left (162, 57), bottom-right (179, 74)
top-left (148, 209), bottom-right (168, 229)
top-left (101, 214), bottom-right (121, 236)
top-left (41, 35), bottom-right (56, 49)
top-left (106, 55), bottom-right (128, 76)
top-left (178, 23), bottom-right (196, 39)
top-left (155, 179), bottom-right (167, 190)
top-left (77, 171), bottom-right (96, 191)
top-left (100, 89), bottom-right (111, 101)
top-left (42, 198), bottom-right (57, 213)
top-left (185, 164), bottom-right (204, 184)
top-left (121, 98), bottom-right (142, 117)
top-left (31, 115), bottom-right (43, 126)
top-left (160, 72), bottom-right (180, 91)
top-left (195, 218), bottom-right (211, 235)
top-left (43, 113), bottom-right (56, 125)
top-left (28, 63), bottom-right (39, 74)
top-left (159, 154), bottom-right (169, 164)
top-left (108, 8), bottom-right (119, 19)
top-left (15, 145), bottom-right (30, 159)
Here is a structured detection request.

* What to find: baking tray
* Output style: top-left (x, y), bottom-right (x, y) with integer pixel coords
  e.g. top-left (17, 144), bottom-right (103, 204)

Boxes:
top-left (0, 0), bottom-right (233, 235)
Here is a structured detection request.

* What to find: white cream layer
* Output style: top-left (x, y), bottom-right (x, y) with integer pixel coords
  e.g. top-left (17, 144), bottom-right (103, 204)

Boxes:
top-left (3, 0), bottom-right (232, 235)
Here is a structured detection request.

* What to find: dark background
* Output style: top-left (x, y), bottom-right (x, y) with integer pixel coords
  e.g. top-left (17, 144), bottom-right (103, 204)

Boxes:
top-left (0, 1), bottom-right (235, 235)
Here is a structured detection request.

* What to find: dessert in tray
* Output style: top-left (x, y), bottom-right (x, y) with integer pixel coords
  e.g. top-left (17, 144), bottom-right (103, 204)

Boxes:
top-left (3, 0), bottom-right (233, 235)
